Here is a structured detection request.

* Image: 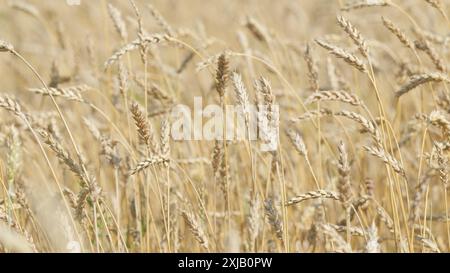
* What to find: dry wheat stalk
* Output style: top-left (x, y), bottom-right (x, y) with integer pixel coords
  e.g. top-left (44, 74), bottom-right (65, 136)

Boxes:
top-left (395, 72), bottom-right (449, 97)
top-left (104, 34), bottom-right (170, 69)
top-left (9, 0), bottom-right (40, 18)
top-left (429, 110), bottom-right (450, 136)
top-left (341, 0), bottom-right (388, 11)
top-left (232, 72), bottom-right (251, 118)
top-left (304, 43), bottom-right (319, 91)
top-left (215, 53), bottom-right (230, 203)
top-left (425, 0), bottom-right (447, 19)
top-left (264, 199), bottom-right (284, 243)
top-left (146, 3), bottom-right (174, 36)
top-left (255, 77), bottom-right (275, 122)
top-left (337, 16), bottom-right (369, 57)
top-left (364, 145), bottom-right (406, 178)
top-left (327, 57), bottom-right (350, 91)
top-left (247, 195), bottom-right (261, 251)
top-left (287, 129), bottom-right (308, 157)
top-left (118, 62), bottom-right (128, 97)
top-left (409, 172), bottom-right (432, 225)
top-left (425, 215), bottom-right (450, 222)
top-left (286, 190), bottom-right (341, 206)
top-left (382, 16), bottom-right (414, 49)
top-left (337, 195), bottom-right (371, 226)
top-left (107, 4), bottom-right (128, 41)
top-left (129, 155), bottom-right (170, 175)
top-left (160, 118), bottom-right (171, 158)
top-left (376, 206), bottom-right (395, 234)
top-left (0, 40), bottom-right (14, 52)
top-left (315, 39), bottom-right (367, 73)
top-left (83, 118), bottom-right (121, 168)
top-left (326, 224), bottom-right (365, 237)
top-left (129, 0), bottom-right (148, 65)
top-left (39, 130), bottom-right (92, 187)
top-left (319, 223), bottom-right (352, 253)
top-left (305, 90), bottom-right (363, 106)
top-left (196, 53), bottom-right (223, 72)
top-left (211, 140), bottom-right (223, 176)
top-left (28, 85), bottom-right (89, 102)
top-left (365, 224), bottom-right (381, 253)
top-left (134, 77), bottom-right (173, 103)
top-left (417, 236), bottom-right (440, 253)
top-left (182, 211), bottom-right (209, 250)
top-left (413, 26), bottom-right (449, 46)
top-left (244, 16), bottom-right (270, 43)
top-left (290, 109), bottom-right (334, 122)
top-left (0, 96), bottom-right (29, 121)
top-left (39, 129), bottom-right (101, 219)
top-left (337, 141), bottom-right (353, 205)
top-left (335, 110), bottom-right (381, 144)
top-left (435, 142), bottom-right (449, 188)
top-left (216, 53), bottom-right (229, 100)
top-left (415, 39), bottom-right (446, 72)
top-left (130, 102), bottom-right (159, 154)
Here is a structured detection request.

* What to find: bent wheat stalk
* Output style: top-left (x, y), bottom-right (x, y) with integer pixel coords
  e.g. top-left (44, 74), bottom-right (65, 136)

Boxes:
top-left (286, 190), bottom-right (341, 206)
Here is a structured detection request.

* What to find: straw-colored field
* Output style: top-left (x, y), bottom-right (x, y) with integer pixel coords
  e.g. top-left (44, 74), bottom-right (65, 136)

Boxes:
top-left (0, 0), bottom-right (450, 253)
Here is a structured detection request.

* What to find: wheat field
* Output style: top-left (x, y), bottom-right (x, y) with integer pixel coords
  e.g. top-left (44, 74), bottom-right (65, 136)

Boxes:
top-left (0, 0), bottom-right (450, 253)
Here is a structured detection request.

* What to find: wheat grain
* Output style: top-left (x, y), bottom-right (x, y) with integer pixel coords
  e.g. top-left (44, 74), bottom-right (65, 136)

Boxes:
top-left (341, 0), bottom-right (388, 11)
top-left (305, 90), bottom-right (363, 106)
top-left (315, 39), bottom-right (367, 73)
top-left (320, 223), bottom-right (352, 253)
top-left (107, 4), bottom-right (128, 41)
top-left (104, 34), bottom-right (170, 69)
top-left (232, 72), bottom-right (250, 117)
top-left (337, 16), bottom-right (369, 57)
top-left (382, 16), bottom-right (414, 49)
top-left (415, 39), bottom-right (446, 72)
top-left (365, 223), bottom-right (381, 253)
top-left (182, 211), bottom-right (209, 250)
top-left (29, 85), bottom-right (89, 102)
top-left (287, 129), bottom-right (308, 157)
top-left (264, 198), bottom-right (284, 243)
top-left (146, 3), bottom-right (174, 36)
top-left (395, 72), bottom-right (449, 97)
top-left (286, 190), bottom-right (341, 206)
top-left (304, 43), bottom-right (319, 91)
top-left (335, 110), bottom-right (381, 143)
top-left (129, 156), bottom-right (170, 175)
top-left (364, 145), bottom-right (406, 178)
top-left (337, 141), bottom-right (353, 205)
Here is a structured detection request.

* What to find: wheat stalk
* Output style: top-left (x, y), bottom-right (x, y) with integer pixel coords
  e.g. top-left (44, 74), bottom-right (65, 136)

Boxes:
top-left (104, 34), bottom-right (170, 69)
top-left (182, 211), bottom-right (209, 250)
top-left (395, 72), bottom-right (449, 97)
top-left (28, 85), bottom-right (89, 102)
top-left (304, 43), bottom-right (319, 91)
top-left (107, 4), bottom-right (128, 41)
top-left (315, 39), bottom-right (367, 73)
top-left (129, 156), bottom-right (170, 175)
top-left (0, 40), bottom-right (14, 52)
top-left (264, 198), bottom-right (284, 244)
top-left (286, 190), bottom-right (341, 206)
top-left (337, 16), bottom-right (369, 57)
top-left (341, 0), bottom-right (388, 11)
top-left (382, 16), bottom-right (414, 49)
top-left (305, 90), bottom-right (363, 106)
top-left (364, 145), bottom-right (406, 178)
top-left (335, 110), bottom-right (381, 144)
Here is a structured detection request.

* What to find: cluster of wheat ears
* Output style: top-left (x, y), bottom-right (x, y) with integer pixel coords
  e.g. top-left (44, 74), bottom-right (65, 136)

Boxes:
top-left (0, 0), bottom-right (450, 253)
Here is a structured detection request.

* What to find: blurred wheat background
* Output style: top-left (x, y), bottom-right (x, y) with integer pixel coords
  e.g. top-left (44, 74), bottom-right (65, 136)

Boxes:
top-left (0, 0), bottom-right (449, 253)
